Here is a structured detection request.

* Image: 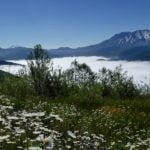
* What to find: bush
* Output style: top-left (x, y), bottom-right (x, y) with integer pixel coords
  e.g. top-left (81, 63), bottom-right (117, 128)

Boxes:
top-left (70, 84), bottom-right (102, 108)
top-left (27, 44), bottom-right (51, 96)
top-left (97, 66), bottom-right (139, 99)
top-left (27, 44), bottom-right (69, 97)
top-left (0, 77), bottom-right (34, 100)
top-left (65, 60), bottom-right (96, 88)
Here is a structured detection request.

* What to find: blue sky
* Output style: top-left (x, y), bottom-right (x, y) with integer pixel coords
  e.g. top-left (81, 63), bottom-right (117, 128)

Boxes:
top-left (0, 0), bottom-right (150, 49)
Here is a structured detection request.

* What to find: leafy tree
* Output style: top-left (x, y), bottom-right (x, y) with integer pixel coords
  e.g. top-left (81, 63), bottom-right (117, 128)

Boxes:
top-left (64, 60), bottom-right (101, 103)
top-left (97, 66), bottom-right (138, 99)
top-left (65, 60), bottom-right (96, 87)
top-left (27, 44), bottom-right (51, 96)
top-left (27, 44), bottom-right (68, 97)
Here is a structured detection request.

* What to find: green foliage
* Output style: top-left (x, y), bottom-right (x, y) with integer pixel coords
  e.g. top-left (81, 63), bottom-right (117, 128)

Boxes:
top-left (0, 45), bottom-right (148, 108)
top-left (65, 60), bottom-right (96, 87)
top-left (43, 68), bottom-right (69, 97)
top-left (68, 85), bottom-right (102, 108)
top-left (97, 66), bottom-right (139, 99)
top-left (0, 97), bottom-right (150, 150)
top-left (27, 44), bottom-right (51, 96)
top-left (27, 44), bottom-right (69, 97)
top-left (0, 77), bottom-right (34, 101)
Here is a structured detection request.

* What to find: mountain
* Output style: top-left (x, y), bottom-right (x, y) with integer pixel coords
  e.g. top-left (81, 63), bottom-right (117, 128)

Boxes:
top-left (0, 29), bottom-right (150, 60)
top-left (0, 46), bottom-right (58, 59)
top-left (100, 29), bottom-right (150, 49)
top-left (119, 45), bottom-right (150, 60)
top-left (49, 29), bottom-right (150, 59)
top-left (0, 47), bottom-right (33, 60)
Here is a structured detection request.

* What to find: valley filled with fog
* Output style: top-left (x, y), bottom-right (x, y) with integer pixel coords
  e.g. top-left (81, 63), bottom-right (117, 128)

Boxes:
top-left (0, 56), bottom-right (150, 84)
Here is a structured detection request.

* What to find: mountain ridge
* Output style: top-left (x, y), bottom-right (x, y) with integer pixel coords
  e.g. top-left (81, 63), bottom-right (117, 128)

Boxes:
top-left (0, 29), bottom-right (150, 60)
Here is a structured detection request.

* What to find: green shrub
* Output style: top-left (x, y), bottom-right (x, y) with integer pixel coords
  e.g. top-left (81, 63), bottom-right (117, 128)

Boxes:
top-left (27, 44), bottom-right (69, 98)
top-left (27, 44), bottom-right (51, 96)
top-left (97, 66), bottom-right (139, 99)
top-left (0, 77), bottom-right (34, 100)
top-left (65, 60), bottom-right (96, 87)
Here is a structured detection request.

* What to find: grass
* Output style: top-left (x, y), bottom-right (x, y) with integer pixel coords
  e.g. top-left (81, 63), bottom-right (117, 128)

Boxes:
top-left (0, 55), bottom-right (149, 149)
top-left (0, 95), bottom-right (150, 150)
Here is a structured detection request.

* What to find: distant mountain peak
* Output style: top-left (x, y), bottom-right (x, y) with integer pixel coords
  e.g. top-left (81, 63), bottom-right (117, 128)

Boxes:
top-left (134, 29), bottom-right (150, 40)
top-left (57, 47), bottom-right (72, 50)
top-left (101, 29), bottom-right (150, 49)
top-left (9, 45), bottom-right (22, 49)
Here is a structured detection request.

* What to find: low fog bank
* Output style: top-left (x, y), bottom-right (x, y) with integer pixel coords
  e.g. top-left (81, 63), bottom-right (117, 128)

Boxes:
top-left (1, 56), bottom-right (150, 84)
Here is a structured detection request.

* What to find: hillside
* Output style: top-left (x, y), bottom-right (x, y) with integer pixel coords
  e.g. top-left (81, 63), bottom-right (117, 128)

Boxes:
top-left (0, 46), bottom-right (150, 149)
top-left (0, 47), bottom-right (33, 60)
top-left (49, 29), bottom-right (150, 59)
top-left (0, 70), bottom-right (13, 76)
top-left (119, 46), bottom-right (150, 60)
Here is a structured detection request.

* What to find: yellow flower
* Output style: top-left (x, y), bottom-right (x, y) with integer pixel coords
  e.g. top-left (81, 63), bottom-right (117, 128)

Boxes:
top-left (43, 138), bottom-right (49, 145)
